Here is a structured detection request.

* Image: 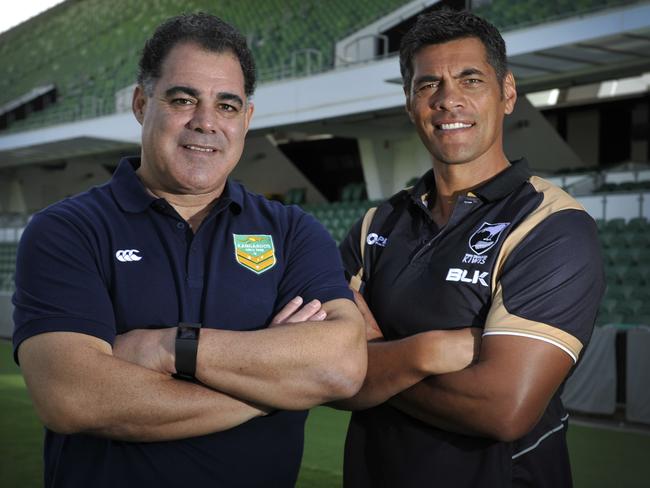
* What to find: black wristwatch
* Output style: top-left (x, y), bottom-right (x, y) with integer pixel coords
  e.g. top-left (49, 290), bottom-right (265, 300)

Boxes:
top-left (172, 322), bottom-right (202, 381)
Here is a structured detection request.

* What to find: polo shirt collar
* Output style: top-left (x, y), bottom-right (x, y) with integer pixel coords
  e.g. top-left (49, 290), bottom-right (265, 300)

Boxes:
top-left (110, 156), bottom-right (243, 214)
top-left (410, 158), bottom-right (531, 206)
top-left (110, 157), bottom-right (156, 213)
top-left (470, 158), bottom-right (531, 202)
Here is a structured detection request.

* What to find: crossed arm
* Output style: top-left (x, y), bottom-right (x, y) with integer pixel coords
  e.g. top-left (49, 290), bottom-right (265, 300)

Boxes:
top-left (333, 292), bottom-right (573, 442)
top-left (18, 296), bottom-right (366, 442)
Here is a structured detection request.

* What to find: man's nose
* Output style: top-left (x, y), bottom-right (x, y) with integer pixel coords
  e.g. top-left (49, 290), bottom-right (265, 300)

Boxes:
top-left (187, 104), bottom-right (217, 133)
top-left (432, 82), bottom-right (465, 111)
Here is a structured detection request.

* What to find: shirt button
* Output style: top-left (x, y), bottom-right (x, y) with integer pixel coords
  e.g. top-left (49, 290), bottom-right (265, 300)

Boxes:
top-left (176, 222), bottom-right (185, 229)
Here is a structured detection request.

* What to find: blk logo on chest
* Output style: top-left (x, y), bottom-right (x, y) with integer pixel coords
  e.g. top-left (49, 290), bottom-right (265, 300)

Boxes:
top-left (446, 268), bottom-right (489, 287)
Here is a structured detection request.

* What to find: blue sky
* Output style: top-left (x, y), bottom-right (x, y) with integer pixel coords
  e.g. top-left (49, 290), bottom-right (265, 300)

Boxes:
top-left (0, 0), bottom-right (64, 34)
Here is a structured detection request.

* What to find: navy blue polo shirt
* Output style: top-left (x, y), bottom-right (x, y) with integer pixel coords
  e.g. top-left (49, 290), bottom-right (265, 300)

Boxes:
top-left (13, 157), bottom-right (352, 488)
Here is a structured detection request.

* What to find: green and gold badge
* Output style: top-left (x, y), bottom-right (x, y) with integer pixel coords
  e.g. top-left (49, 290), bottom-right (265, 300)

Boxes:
top-left (233, 234), bottom-right (276, 274)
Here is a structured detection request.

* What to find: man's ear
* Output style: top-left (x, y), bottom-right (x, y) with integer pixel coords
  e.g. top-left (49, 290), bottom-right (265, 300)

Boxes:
top-left (243, 101), bottom-right (255, 134)
top-left (503, 71), bottom-right (517, 115)
top-left (132, 85), bottom-right (147, 125)
top-left (404, 88), bottom-right (415, 124)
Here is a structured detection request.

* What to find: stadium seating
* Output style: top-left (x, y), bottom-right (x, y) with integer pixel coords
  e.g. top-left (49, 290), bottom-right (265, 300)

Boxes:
top-left (1, 0), bottom-right (638, 133)
top-left (0, 0), bottom-right (406, 132)
top-left (0, 243), bottom-right (18, 293)
top-left (474, 0), bottom-right (636, 31)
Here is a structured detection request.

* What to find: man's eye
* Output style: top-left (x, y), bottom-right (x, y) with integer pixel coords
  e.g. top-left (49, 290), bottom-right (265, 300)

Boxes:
top-left (218, 103), bottom-right (238, 113)
top-left (171, 98), bottom-right (194, 105)
top-left (465, 78), bottom-right (482, 85)
top-left (415, 83), bottom-right (436, 96)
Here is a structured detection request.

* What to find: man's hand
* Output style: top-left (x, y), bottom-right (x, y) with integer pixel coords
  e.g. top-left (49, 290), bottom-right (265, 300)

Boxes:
top-left (270, 296), bottom-right (327, 327)
top-left (426, 327), bottom-right (481, 374)
top-left (352, 289), bottom-right (383, 341)
top-left (113, 327), bottom-right (176, 375)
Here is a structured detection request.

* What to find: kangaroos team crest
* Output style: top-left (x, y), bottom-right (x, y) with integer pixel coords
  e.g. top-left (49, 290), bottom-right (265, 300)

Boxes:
top-left (233, 234), bottom-right (276, 274)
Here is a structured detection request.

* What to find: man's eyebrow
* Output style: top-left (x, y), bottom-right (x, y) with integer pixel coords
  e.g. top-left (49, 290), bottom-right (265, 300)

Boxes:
top-left (164, 86), bottom-right (200, 98)
top-left (456, 67), bottom-right (486, 78)
top-left (413, 74), bottom-right (441, 86)
top-left (413, 68), bottom-right (486, 86)
top-left (217, 92), bottom-right (244, 107)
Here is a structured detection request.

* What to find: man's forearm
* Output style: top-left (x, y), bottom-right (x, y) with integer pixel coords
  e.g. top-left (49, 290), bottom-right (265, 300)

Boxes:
top-left (390, 365), bottom-right (494, 437)
top-left (19, 332), bottom-right (266, 442)
top-left (194, 299), bottom-right (366, 410)
top-left (331, 333), bottom-right (437, 411)
top-left (332, 327), bottom-right (479, 411)
top-left (388, 335), bottom-right (574, 442)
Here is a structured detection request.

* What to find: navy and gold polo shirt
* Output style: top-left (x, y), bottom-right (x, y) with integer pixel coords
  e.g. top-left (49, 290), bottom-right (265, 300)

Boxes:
top-left (340, 158), bottom-right (604, 488)
top-left (13, 157), bottom-right (352, 488)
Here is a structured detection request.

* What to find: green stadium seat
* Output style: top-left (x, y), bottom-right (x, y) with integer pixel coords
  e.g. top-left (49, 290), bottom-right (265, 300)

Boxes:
top-left (623, 268), bottom-right (650, 286)
top-left (623, 232), bottom-right (650, 249)
top-left (598, 233), bottom-right (619, 249)
top-left (630, 314), bottom-right (650, 325)
top-left (599, 298), bottom-right (619, 314)
top-left (606, 265), bottom-right (630, 285)
top-left (603, 247), bottom-right (623, 265)
top-left (629, 248), bottom-right (650, 265)
top-left (616, 299), bottom-right (644, 317)
top-left (595, 311), bottom-right (624, 327)
top-left (603, 218), bottom-right (626, 233)
top-left (284, 187), bottom-right (306, 205)
top-left (627, 217), bottom-right (649, 231)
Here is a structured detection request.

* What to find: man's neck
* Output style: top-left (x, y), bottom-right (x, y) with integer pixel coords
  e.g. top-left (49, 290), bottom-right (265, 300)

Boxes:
top-left (136, 165), bottom-right (225, 232)
top-left (430, 155), bottom-right (510, 227)
top-left (163, 194), bottom-right (219, 232)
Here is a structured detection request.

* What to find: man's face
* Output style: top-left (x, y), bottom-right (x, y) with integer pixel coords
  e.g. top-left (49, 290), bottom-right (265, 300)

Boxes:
top-left (132, 42), bottom-right (254, 197)
top-left (405, 37), bottom-right (516, 167)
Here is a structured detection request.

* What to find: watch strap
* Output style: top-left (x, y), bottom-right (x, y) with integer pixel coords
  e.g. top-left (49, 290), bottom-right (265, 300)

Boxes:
top-left (173, 322), bottom-right (201, 381)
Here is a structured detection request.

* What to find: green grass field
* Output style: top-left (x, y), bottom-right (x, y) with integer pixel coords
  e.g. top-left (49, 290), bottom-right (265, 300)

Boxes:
top-left (2, 339), bottom-right (649, 487)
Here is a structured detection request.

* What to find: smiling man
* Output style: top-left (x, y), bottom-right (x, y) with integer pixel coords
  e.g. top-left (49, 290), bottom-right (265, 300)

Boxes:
top-left (336, 9), bottom-right (604, 488)
top-left (12, 13), bottom-right (366, 488)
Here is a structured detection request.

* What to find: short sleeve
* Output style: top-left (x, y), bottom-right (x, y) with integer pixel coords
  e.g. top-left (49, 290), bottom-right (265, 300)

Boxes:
top-left (275, 209), bottom-right (353, 309)
top-left (339, 216), bottom-right (364, 282)
top-left (484, 210), bottom-right (605, 363)
top-left (12, 210), bottom-right (116, 363)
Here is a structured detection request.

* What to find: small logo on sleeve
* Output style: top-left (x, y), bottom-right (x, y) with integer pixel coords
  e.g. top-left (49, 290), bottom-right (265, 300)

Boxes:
top-left (366, 233), bottom-right (388, 247)
top-left (115, 249), bottom-right (142, 262)
top-left (233, 234), bottom-right (276, 274)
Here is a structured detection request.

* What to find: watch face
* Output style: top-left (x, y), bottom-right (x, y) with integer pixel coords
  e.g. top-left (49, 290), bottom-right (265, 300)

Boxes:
top-left (178, 326), bottom-right (199, 340)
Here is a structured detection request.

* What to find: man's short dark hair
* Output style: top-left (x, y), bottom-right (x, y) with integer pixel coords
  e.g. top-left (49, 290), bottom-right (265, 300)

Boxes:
top-left (138, 12), bottom-right (256, 97)
top-left (399, 9), bottom-right (507, 94)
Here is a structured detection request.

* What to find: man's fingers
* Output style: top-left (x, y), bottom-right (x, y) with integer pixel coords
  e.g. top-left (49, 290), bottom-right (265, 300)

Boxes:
top-left (351, 289), bottom-right (383, 341)
top-left (284, 299), bottom-right (322, 324)
top-left (270, 297), bottom-right (327, 327)
top-left (271, 296), bottom-right (304, 324)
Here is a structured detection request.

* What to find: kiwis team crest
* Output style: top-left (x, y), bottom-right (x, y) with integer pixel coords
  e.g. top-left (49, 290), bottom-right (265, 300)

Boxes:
top-left (468, 222), bottom-right (510, 255)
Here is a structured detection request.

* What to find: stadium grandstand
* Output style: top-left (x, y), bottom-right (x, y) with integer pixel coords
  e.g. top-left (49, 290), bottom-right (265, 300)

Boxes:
top-left (1, 0), bottom-right (650, 485)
